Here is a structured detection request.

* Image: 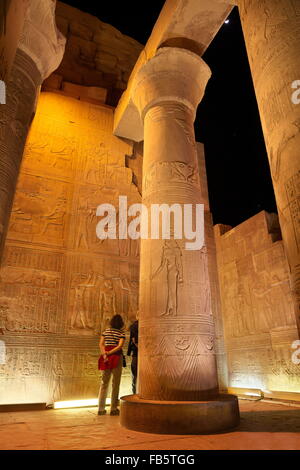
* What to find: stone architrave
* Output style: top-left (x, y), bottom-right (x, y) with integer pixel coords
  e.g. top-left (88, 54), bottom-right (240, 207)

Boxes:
top-left (120, 47), bottom-right (239, 434)
top-left (0, 0), bottom-right (65, 259)
top-left (238, 0), bottom-right (300, 334)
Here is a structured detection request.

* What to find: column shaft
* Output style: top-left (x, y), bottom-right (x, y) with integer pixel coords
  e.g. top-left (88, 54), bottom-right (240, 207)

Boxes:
top-left (0, 0), bottom-right (65, 261)
top-left (133, 47), bottom-right (219, 401)
top-left (0, 49), bottom-right (41, 253)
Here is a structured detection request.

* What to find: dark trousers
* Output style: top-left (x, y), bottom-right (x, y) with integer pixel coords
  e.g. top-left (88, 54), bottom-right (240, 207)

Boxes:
top-left (131, 355), bottom-right (138, 394)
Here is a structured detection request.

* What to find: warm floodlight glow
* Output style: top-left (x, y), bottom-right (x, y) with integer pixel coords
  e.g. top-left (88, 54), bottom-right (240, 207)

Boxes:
top-left (54, 398), bottom-right (112, 409)
top-left (54, 399), bottom-right (98, 409)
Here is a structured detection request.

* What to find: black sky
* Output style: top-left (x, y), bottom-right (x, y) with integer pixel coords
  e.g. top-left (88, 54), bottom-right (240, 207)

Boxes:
top-left (61, 1), bottom-right (277, 228)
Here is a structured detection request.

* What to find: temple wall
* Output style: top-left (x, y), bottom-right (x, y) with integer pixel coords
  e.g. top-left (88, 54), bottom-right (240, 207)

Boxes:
top-left (197, 143), bottom-right (228, 391)
top-left (214, 211), bottom-right (299, 393)
top-left (0, 91), bottom-right (140, 404)
top-left (50, 2), bottom-right (143, 106)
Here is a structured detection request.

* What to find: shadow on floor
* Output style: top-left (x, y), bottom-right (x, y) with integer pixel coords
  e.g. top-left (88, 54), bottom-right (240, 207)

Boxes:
top-left (238, 409), bottom-right (300, 432)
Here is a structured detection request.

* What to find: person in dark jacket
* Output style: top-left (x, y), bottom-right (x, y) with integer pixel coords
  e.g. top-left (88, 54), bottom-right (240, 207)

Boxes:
top-left (127, 311), bottom-right (139, 394)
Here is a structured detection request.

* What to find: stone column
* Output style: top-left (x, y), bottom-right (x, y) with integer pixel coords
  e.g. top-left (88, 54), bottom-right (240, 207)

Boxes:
top-left (0, 0), bottom-right (65, 258)
top-left (0, 0), bottom-right (29, 81)
top-left (120, 47), bottom-right (239, 434)
top-left (238, 0), bottom-right (300, 334)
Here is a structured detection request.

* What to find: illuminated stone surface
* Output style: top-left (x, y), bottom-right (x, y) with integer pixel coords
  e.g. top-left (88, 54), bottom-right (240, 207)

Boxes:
top-left (215, 211), bottom-right (299, 392)
top-left (0, 0), bottom-right (65, 261)
top-left (0, 401), bottom-right (299, 449)
top-left (238, 0), bottom-right (300, 334)
top-left (0, 93), bottom-right (140, 404)
top-left (0, 0), bottom-right (29, 81)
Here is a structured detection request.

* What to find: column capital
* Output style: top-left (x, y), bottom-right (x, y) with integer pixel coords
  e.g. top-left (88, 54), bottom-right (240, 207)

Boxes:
top-left (18, 0), bottom-right (66, 81)
top-left (131, 47), bottom-right (211, 122)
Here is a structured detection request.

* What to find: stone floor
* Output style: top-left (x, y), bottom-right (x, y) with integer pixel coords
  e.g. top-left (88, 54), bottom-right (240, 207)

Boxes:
top-left (0, 400), bottom-right (300, 450)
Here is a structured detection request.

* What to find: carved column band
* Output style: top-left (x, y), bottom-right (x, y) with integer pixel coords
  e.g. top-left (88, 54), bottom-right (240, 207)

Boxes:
top-left (132, 47), bottom-right (218, 401)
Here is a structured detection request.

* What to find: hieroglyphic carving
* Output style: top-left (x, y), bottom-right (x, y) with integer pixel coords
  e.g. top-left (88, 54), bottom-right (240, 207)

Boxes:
top-left (8, 174), bottom-right (68, 246)
top-left (215, 211), bottom-right (300, 392)
top-left (238, 0), bottom-right (300, 333)
top-left (143, 161), bottom-right (199, 195)
top-left (99, 279), bottom-right (117, 333)
top-left (151, 240), bottom-right (183, 317)
top-left (0, 91), bottom-right (140, 403)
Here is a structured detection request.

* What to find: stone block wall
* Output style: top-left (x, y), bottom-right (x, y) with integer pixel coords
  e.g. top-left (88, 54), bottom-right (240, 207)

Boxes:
top-left (52, 2), bottom-right (143, 106)
top-left (214, 211), bottom-right (299, 393)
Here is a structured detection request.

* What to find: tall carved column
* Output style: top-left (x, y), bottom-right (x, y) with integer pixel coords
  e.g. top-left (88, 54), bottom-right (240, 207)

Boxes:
top-left (238, 0), bottom-right (300, 334)
top-left (120, 47), bottom-right (239, 434)
top-left (0, 0), bottom-right (29, 81)
top-left (0, 0), bottom-right (65, 258)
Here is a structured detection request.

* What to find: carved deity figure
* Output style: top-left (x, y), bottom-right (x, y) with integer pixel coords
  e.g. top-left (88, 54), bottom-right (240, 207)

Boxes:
top-left (152, 239), bottom-right (183, 316)
top-left (99, 280), bottom-right (116, 332)
top-left (71, 285), bottom-right (89, 330)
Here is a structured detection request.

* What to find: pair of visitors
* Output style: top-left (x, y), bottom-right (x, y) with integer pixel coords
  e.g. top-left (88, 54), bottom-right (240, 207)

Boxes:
top-left (98, 313), bottom-right (139, 415)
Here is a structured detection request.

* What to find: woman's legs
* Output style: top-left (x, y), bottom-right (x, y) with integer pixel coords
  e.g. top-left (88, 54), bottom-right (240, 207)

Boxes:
top-left (110, 358), bottom-right (123, 411)
top-left (98, 369), bottom-right (111, 412)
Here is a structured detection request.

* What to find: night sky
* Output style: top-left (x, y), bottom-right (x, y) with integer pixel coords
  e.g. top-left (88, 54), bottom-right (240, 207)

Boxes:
top-left (61, 1), bottom-right (278, 228)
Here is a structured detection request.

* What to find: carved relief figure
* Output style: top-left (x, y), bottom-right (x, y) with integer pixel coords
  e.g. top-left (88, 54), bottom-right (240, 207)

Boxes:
top-left (121, 278), bottom-right (139, 327)
top-left (151, 239), bottom-right (183, 316)
top-left (144, 161), bottom-right (198, 193)
top-left (70, 272), bottom-right (99, 331)
top-left (71, 285), bottom-right (90, 330)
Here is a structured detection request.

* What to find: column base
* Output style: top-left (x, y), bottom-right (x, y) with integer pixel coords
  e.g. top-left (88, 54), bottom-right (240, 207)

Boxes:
top-left (120, 394), bottom-right (240, 434)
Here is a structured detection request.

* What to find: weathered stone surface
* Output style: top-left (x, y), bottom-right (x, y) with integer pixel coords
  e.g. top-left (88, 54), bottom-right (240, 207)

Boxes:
top-left (214, 211), bottom-right (300, 393)
top-left (56, 15), bottom-right (69, 38)
top-left (130, 47), bottom-right (220, 401)
top-left (0, 92), bottom-right (140, 405)
top-left (43, 73), bottom-right (63, 91)
top-left (238, 0), bottom-right (300, 334)
top-left (0, 0), bottom-right (65, 264)
top-left (69, 21), bottom-right (93, 41)
top-left (52, 1), bottom-right (143, 106)
top-left (60, 81), bottom-right (107, 103)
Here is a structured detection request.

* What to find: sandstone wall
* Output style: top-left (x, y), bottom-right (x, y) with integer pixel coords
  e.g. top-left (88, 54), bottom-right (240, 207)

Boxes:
top-left (52, 2), bottom-right (143, 106)
top-left (215, 211), bottom-right (299, 393)
top-left (0, 92), bottom-right (140, 404)
top-left (197, 143), bottom-right (228, 391)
